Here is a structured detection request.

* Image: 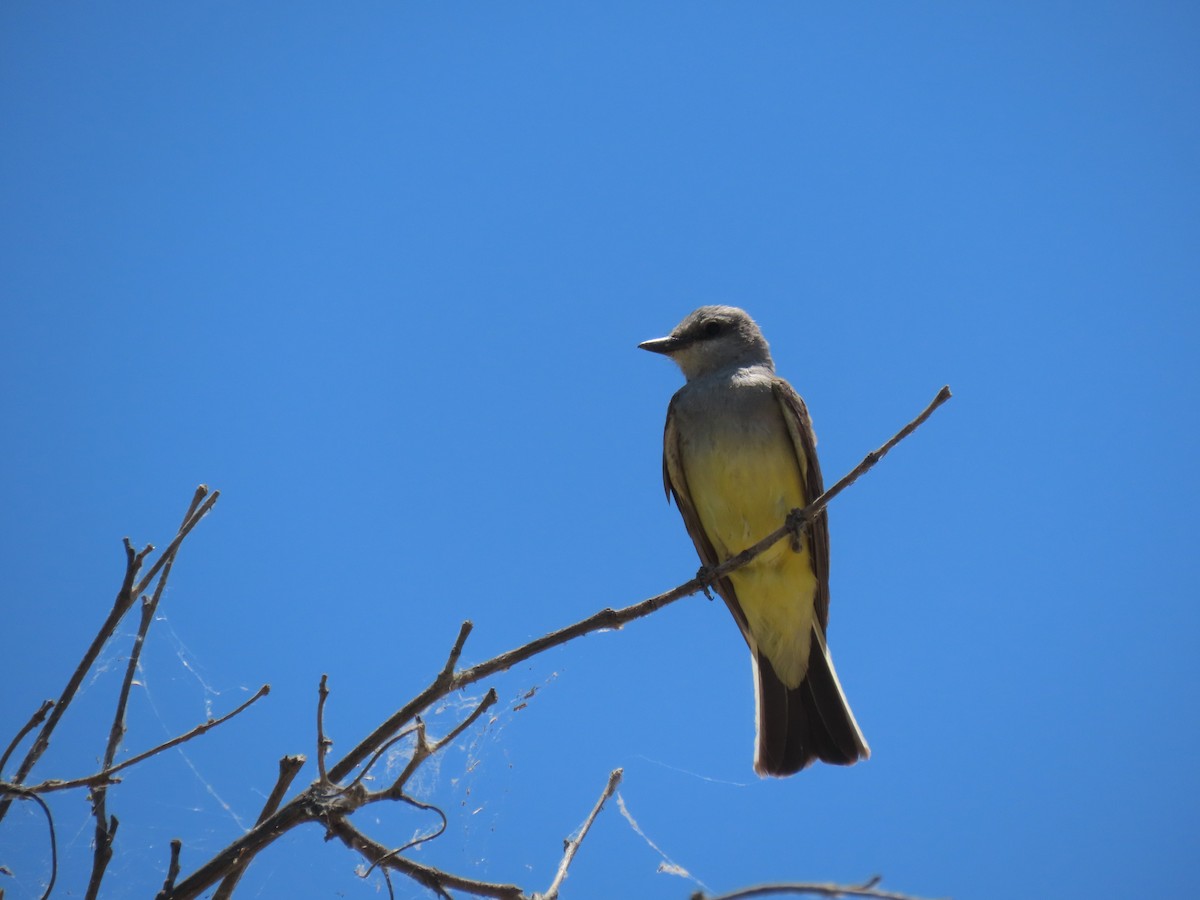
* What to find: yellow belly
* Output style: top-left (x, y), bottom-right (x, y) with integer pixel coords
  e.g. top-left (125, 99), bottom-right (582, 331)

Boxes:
top-left (685, 438), bottom-right (816, 688)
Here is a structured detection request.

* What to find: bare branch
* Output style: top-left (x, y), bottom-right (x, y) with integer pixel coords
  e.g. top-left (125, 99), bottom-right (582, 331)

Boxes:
top-left (440, 621), bottom-right (474, 679)
top-left (383, 689), bottom-right (498, 796)
top-left (13, 685), bottom-right (270, 796)
top-left (364, 794), bottom-right (448, 875)
top-left (450, 386), bottom-right (953, 694)
top-left (150, 388), bottom-right (953, 899)
top-left (259, 755), bottom-right (308, 825)
top-left (317, 674), bottom-right (332, 782)
top-left (0, 486), bottom-right (218, 823)
top-left (212, 755), bottom-right (306, 900)
top-left (327, 622), bottom-right (474, 784)
top-left (158, 801), bottom-right (313, 899)
top-left (537, 768), bottom-right (623, 900)
top-left (160, 839), bottom-right (183, 896)
top-left (131, 487), bottom-right (219, 598)
top-left (343, 726), bottom-right (418, 794)
top-left (718, 386), bottom-right (954, 596)
top-left (84, 813), bottom-right (116, 900)
top-left (0, 539), bottom-right (147, 822)
top-left (692, 876), bottom-right (945, 900)
top-left (0, 700), bottom-right (53, 776)
top-left (5, 787), bottom-right (57, 900)
top-left (89, 550), bottom-right (176, 895)
top-left (327, 816), bottom-right (524, 899)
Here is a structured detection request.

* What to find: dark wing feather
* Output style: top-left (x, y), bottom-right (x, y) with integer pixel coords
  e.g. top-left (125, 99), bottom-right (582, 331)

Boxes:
top-left (771, 379), bottom-right (831, 631)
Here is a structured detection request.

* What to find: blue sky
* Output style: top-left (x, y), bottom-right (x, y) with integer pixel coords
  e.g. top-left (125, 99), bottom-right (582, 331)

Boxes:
top-left (2, 3), bottom-right (1197, 898)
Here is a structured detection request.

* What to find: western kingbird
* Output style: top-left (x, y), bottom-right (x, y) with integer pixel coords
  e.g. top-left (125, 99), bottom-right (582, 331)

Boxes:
top-left (640, 306), bottom-right (869, 776)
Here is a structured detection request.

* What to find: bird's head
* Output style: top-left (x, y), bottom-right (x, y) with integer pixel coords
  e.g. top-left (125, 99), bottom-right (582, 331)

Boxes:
top-left (639, 305), bottom-right (773, 381)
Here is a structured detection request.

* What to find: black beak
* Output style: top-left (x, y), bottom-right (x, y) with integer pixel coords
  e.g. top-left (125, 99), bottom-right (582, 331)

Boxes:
top-left (638, 336), bottom-right (679, 355)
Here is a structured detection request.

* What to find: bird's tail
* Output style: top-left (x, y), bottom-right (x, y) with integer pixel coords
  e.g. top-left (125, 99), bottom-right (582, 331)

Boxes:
top-left (753, 626), bottom-right (870, 777)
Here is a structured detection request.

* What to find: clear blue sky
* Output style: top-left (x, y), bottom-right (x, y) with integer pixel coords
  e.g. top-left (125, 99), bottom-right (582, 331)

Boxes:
top-left (2, 4), bottom-right (1197, 899)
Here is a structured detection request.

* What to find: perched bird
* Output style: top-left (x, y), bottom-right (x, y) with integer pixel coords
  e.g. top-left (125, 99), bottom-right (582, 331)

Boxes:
top-left (640, 306), bottom-right (869, 776)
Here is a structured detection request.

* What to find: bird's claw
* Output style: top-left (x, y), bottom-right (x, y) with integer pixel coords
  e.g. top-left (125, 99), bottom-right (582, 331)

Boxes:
top-left (786, 508), bottom-right (807, 552)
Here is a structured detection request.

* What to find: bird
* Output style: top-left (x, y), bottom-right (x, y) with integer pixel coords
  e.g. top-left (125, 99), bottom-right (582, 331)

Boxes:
top-left (639, 305), bottom-right (869, 776)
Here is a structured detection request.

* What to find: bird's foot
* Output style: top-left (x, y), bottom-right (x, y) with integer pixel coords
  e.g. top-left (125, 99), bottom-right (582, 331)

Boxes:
top-left (696, 565), bottom-right (716, 600)
top-left (785, 508), bottom-right (807, 552)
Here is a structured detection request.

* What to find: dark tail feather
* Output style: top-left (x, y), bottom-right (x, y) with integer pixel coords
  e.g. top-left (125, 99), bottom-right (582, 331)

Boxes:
top-left (753, 628), bottom-right (870, 777)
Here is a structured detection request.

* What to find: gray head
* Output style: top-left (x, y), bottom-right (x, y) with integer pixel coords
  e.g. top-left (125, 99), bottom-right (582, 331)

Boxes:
top-left (639, 305), bottom-right (774, 381)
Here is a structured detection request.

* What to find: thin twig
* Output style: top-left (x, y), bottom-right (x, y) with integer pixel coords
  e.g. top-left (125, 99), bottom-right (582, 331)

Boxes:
top-left (692, 876), bottom-right (945, 900)
top-left (84, 813), bottom-right (116, 900)
top-left (328, 817), bottom-right (524, 899)
top-left (212, 755), bottom-right (306, 900)
top-left (158, 799), bottom-right (313, 900)
top-left (449, 385), bottom-right (953, 694)
top-left (90, 530), bottom-right (182, 898)
top-left (0, 486), bottom-right (218, 824)
top-left (0, 700), bottom-right (53, 776)
top-left (317, 674), bottom-right (332, 782)
top-left (258, 756), bottom-right (307, 825)
top-left (342, 726), bottom-right (419, 794)
top-left (364, 794), bottom-right (448, 875)
top-left (328, 621), bottom-right (473, 784)
top-left (382, 689), bottom-right (498, 796)
top-left (160, 839), bottom-right (183, 896)
top-left (0, 539), bottom-right (149, 822)
top-left (11, 685), bottom-right (270, 795)
top-left (538, 768), bottom-right (623, 900)
top-left (131, 488), bottom-right (219, 598)
top-left (5, 788), bottom-right (57, 900)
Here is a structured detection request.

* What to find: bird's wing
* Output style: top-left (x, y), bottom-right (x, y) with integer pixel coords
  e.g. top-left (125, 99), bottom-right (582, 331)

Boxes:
top-left (662, 394), bottom-right (752, 638)
top-left (772, 379), bottom-right (832, 632)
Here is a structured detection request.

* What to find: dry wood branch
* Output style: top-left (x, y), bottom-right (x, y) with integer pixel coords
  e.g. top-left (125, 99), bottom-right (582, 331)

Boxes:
top-left (537, 768), bottom-right (623, 900)
top-left (67, 388), bottom-right (952, 899)
top-left (5, 787), bottom-right (57, 900)
top-left (327, 816), bottom-right (524, 899)
top-left (450, 385), bottom-right (953, 695)
top-left (8, 684), bottom-right (270, 796)
top-left (692, 876), bottom-right (944, 900)
top-left (89, 531), bottom-right (180, 897)
top-left (382, 689), bottom-right (498, 797)
top-left (160, 839), bottom-right (183, 897)
top-left (0, 486), bottom-right (218, 824)
top-left (213, 755), bottom-right (307, 900)
top-left (0, 700), bottom-right (53, 776)
top-left (131, 487), bottom-right (218, 598)
top-left (317, 674), bottom-right (332, 782)
top-left (0, 539), bottom-right (147, 822)
top-left (158, 801), bottom-right (313, 900)
top-left (328, 621), bottom-right (474, 784)
top-left (165, 387), bottom-right (950, 899)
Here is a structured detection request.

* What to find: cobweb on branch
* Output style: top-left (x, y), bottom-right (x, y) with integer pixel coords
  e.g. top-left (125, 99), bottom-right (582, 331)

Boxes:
top-left (132, 612), bottom-right (254, 832)
top-left (617, 792), bottom-right (709, 893)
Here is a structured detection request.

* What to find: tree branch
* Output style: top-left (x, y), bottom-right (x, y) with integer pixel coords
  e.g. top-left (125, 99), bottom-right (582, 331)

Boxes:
top-left (0, 700), bottom-right (53, 777)
top-left (0, 485), bottom-right (218, 824)
top-left (450, 385), bottom-right (954, 694)
top-left (327, 816), bottom-right (524, 899)
top-left (140, 387), bottom-right (954, 899)
top-left (213, 755), bottom-right (307, 900)
top-left (8, 684), bottom-right (270, 796)
top-left (537, 768), bottom-right (623, 900)
top-left (692, 875), bottom-right (945, 900)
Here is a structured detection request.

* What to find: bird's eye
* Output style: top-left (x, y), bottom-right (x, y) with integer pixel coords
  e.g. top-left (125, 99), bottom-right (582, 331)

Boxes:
top-left (702, 320), bottom-right (724, 338)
